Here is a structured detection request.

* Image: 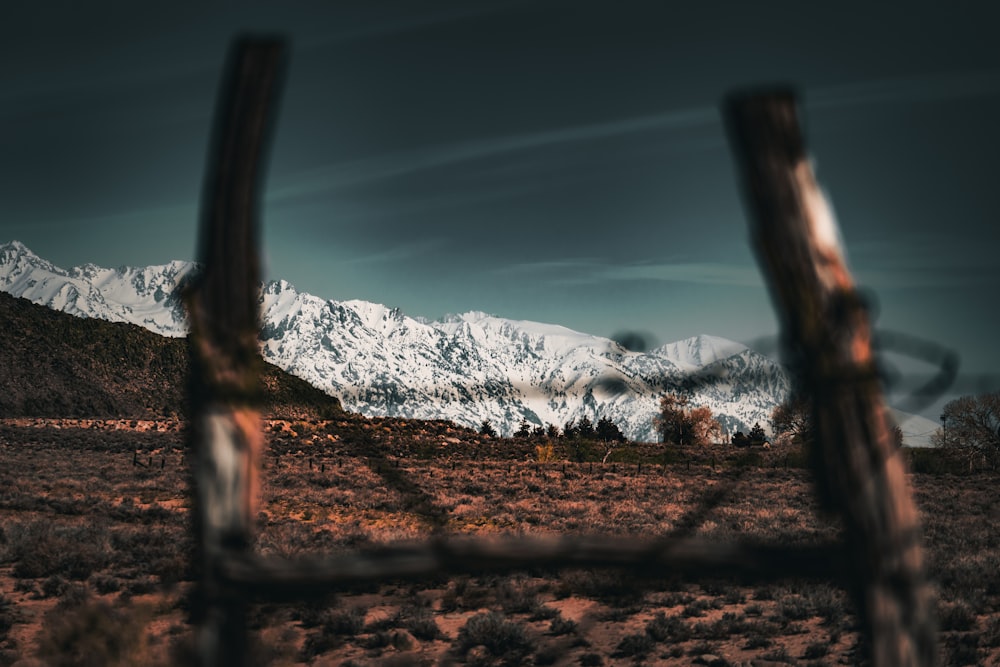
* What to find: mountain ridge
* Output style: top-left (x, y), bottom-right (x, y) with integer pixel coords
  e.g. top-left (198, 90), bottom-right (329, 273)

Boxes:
top-left (0, 289), bottom-right (342, 420)
top-left (0, 241), bottom-right (793, 440)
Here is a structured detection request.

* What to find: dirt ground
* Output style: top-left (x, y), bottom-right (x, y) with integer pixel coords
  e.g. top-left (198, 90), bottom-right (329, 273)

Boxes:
top-left (1, 420), bottom-right (998, 666)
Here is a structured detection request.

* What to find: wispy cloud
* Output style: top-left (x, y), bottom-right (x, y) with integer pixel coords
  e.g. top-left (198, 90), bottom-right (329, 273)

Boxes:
top-left (497, 258), bottom-right (764, 288)
top-left (267, 106), bottom-right (719, 202)
top-left (496, 231), bottom-right (1000, 291)
top-left (596, 262), bottom-right (764, 287)
top-left (269, 69), bottom-right (1000, 205)
top-left (12, 203), bottom-right (196, 235)
top-left (849, 233), bottom-right (1000, 289)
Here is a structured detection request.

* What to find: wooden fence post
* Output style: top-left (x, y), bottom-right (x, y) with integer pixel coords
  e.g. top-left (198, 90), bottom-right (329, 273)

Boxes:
top-left (185, 37), bottom-right (286, 667)
top-left (176, 41), bottom-right (934, 665)
top-left (723, 90), bottom-right (935, 667)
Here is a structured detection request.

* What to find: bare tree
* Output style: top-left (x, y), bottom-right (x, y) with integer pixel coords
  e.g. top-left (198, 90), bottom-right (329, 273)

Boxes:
top-left (771, 395), bottom-right (812, 446)
top-left (932, 392), bottom-right (1000, 469)
top-left (655, 393), bottom-right (722, 447)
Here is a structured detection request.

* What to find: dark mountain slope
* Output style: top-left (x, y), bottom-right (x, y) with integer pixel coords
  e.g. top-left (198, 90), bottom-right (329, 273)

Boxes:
top-left (0, 291), bottom-right (341, 419)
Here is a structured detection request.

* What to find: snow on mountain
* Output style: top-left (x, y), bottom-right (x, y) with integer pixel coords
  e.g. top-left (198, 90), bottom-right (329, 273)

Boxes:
top-left (255, 279), bottom-right (794, 440)
top-left (654, 335), bottom-right (747, 370)
top-left (0, 240), bottom-right (191, 337)
top-left (13, 240), bottom-right (945, 443)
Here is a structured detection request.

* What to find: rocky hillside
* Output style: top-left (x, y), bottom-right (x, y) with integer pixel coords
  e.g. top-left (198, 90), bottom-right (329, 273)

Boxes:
top-left (0, 291), bottom-right (342, 420)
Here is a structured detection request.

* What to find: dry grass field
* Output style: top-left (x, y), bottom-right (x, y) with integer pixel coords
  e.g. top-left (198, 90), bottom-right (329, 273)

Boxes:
top-left (1, 419), bottom-right (998, 666)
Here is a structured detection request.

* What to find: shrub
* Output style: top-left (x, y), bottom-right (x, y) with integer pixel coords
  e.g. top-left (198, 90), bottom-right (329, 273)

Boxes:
top-left (983, 616), bottom-right (1000, 647)
top-left (939, 601), bottom-right (976, 632)
top-left (535, 443), bottom-right (557, 463)
top-left (723, 588), bottom-right (746, 605)
top-left (804, 641), bottom-right (830, 659)
top-left (54, 583), bottom-right (89, 610)
top-left (41, 575), bottom-right (69, 599)
top-left (682, 598), bottom-right (713, 618)
top-left (299, 607), bottom-right (366, 660)
top-left (686, 640), bottom-right (718, 657)
top-left (743, 632), bottom-right (772, 649)
top-left (645, 611), bottom-right (690, 643)
top-left (945, 632), bottom-right (981, 666)
top-left (125, 577), bottom-right (158, 597)
top-left (6, 520), bottom-right (111, 580)
top-left (533, 644), bottom-right (560, 665)
top-left (760, 646), bottom-right (794, 663)
top-left (324, 607), bottom-right (366, 636)
top-left (89, 574), bottom-right (122, 595)
top-left (397, 606), bottom-right (442, 641)
top-left (297, 604), bottom-right (368, 660)
top-left (13, 579), bottom-right (36, 595)
top-left (455, 611), bottom-right (534, 665)
top-left (810, 584), bottom-right (847, 626)
top-left (693, 613), bottom-right (749, 640)
top-left (548, 615), bottom-right (578, 636)
top-left (778, 595), bottom-right (812, 621)
top-left (498, 578), bottom-right (540, 615)
top-left (613, 633), bottom-right (654, 658)
top-left (300, 629), bottom-right (343, 661)
top-left (0, 594), bottom-right (15, 640)
top-left (36, 596), bottom-right (150, 667)
top-left (360, 630), bottom-right (394, 650)
top-left (659, 591), bottom-right (695, 607)
top-left (528, 605), bottom-right (560, 622)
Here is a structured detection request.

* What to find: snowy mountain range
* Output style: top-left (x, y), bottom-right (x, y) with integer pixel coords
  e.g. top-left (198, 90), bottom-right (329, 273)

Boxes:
top-left (0, 240), bottom-right (937, 443)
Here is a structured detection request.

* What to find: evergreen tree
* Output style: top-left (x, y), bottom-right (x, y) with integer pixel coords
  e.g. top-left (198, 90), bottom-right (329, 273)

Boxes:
top-left (596, 416), bottom-right (626, 443)
top-left (479, 420), bottom-right (496, 438)
top-left (515, 418), bottom-right (532, 438)
top-left (577, 415), bottom-right (596, 439)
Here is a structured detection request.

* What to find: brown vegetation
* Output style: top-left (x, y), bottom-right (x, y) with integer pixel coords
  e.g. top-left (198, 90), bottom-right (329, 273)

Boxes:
top-left (656, 394), bottom-right (722, 449)
top-left (0, 421), bottom-right (997, 665)
top-left (0, 292), bottom-right (341, 420)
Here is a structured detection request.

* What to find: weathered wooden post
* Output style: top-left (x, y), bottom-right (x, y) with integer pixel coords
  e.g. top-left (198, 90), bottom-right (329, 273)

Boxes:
top-left (185, 37), bottom-right (286, 667)
top-left (723, 90), bottom-right (935, 667)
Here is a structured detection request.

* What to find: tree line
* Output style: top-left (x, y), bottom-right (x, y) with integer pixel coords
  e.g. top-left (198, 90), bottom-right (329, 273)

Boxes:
top-left (476, 390), bottom-right (1000, 465)
top-left (479, 415), bottom-right (627, 443)
top-left (933, 392), bottom-right (1000, 469)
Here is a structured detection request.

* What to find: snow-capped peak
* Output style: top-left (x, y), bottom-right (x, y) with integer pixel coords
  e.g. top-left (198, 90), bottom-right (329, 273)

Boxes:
top-left (1, 241), bottom-right (795, 440)
top-left (0, 242), bottom-right (193, 337)
top-left (656, 334), bottom-right (748, 369)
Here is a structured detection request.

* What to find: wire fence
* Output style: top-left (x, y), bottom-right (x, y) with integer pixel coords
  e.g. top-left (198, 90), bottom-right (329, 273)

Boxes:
top-left (184, 38), bottom-right (936, 667)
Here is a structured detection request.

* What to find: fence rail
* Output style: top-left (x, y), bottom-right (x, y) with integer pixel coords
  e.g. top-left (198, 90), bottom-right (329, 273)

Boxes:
top-left (186, 39), bottom-right (935, 667)
top-left (217, 536), bottom-right (848, 600)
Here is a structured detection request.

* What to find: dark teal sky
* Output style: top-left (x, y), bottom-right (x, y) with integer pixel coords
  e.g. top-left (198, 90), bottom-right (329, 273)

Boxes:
top-left (2, 1), bottom-right (999, 416)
